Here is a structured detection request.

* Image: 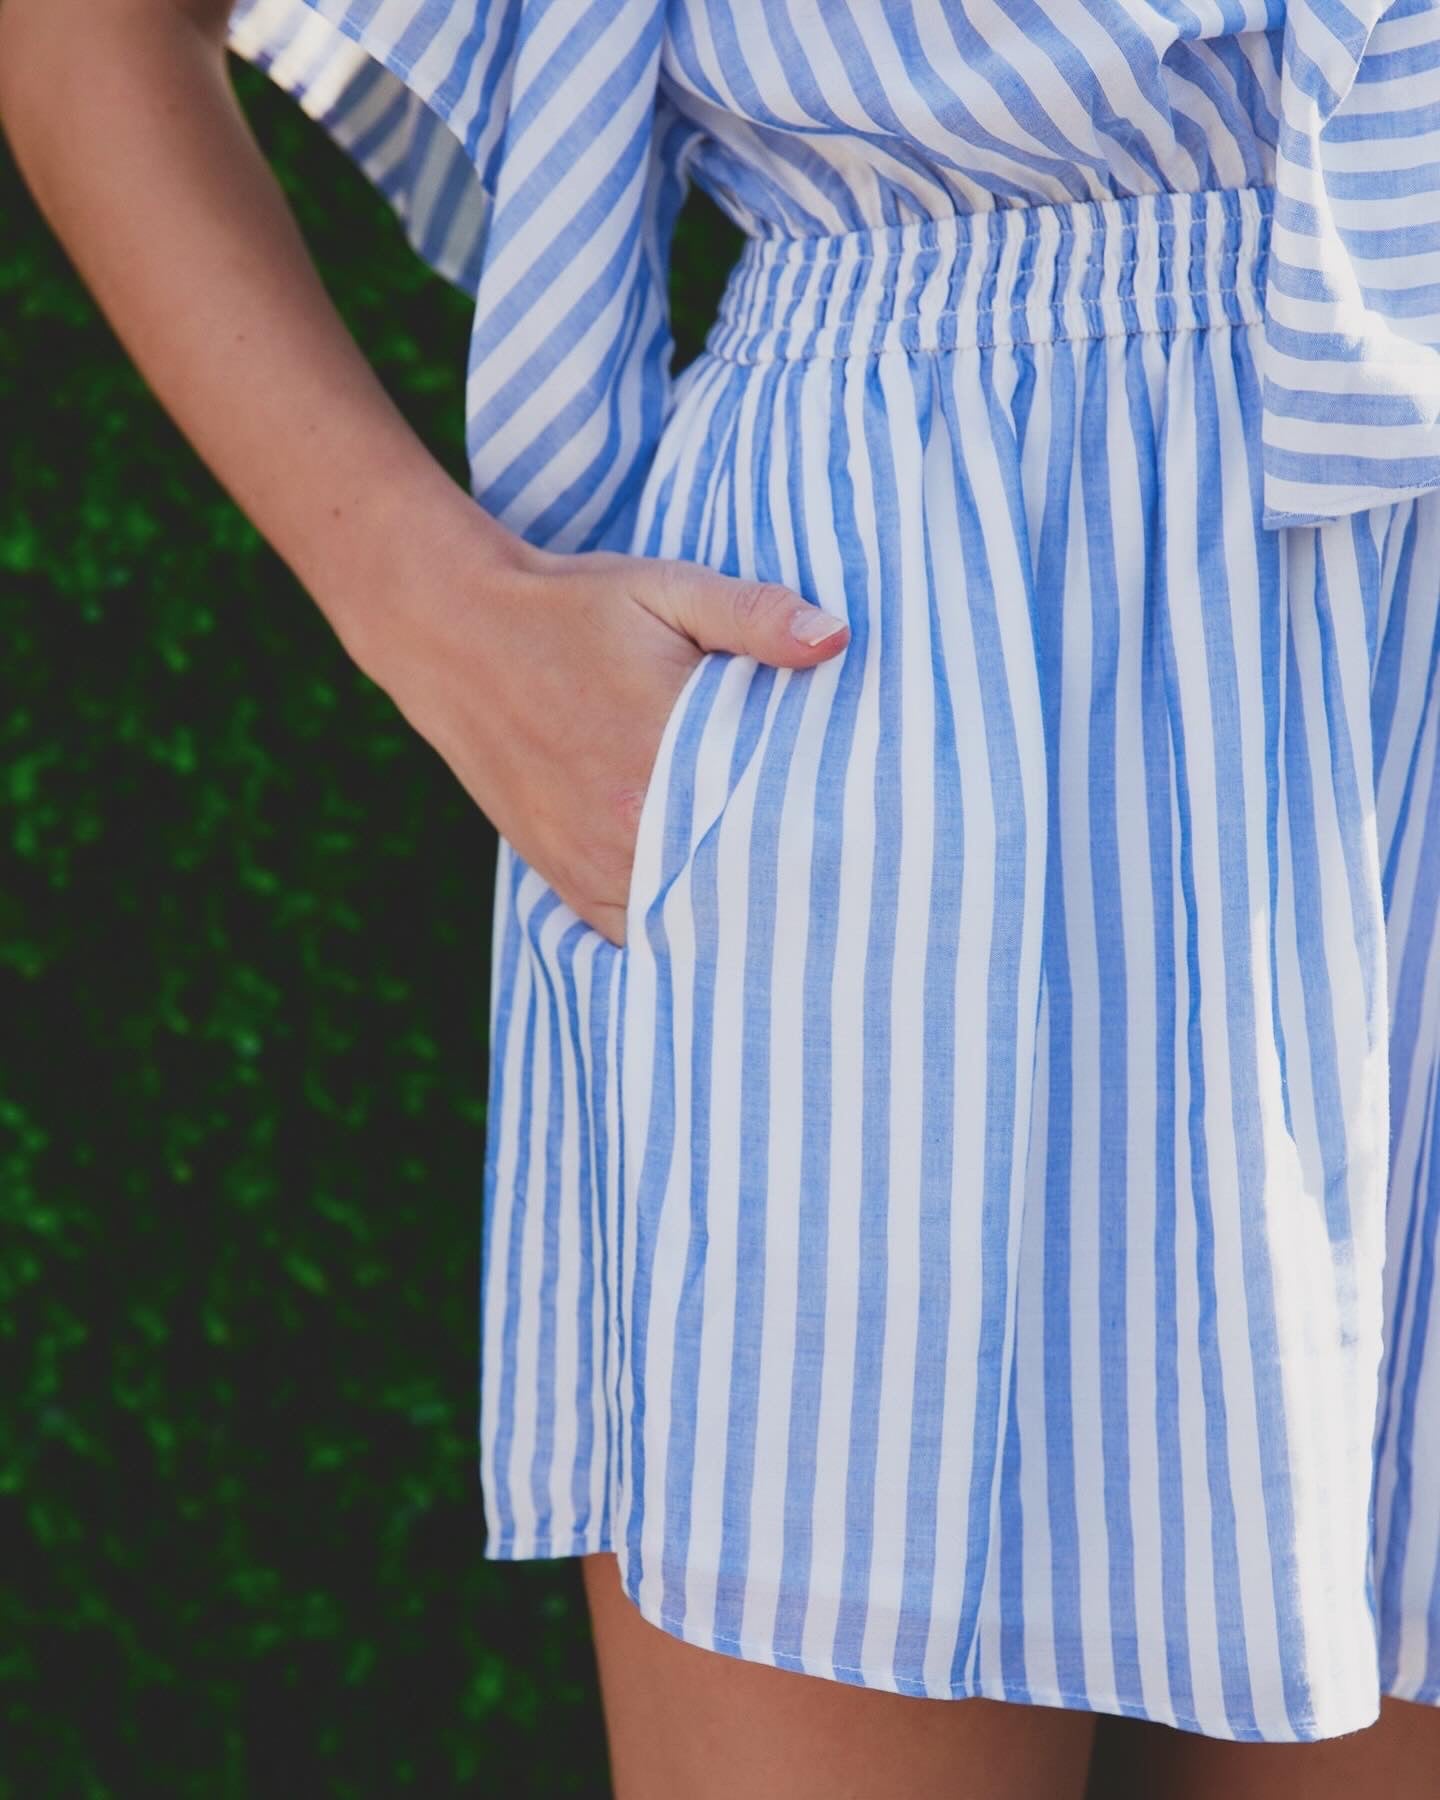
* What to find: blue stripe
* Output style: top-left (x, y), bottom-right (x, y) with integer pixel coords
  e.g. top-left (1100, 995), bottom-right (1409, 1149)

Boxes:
top-left (1265, 445), bottom-right (1440, 488)
top-left (771, 355), bottom-right (856, 1673)
top-left (1080, 332), bottom-right (1144, 1706)
top-left (830, 353), bottom-right (908, 1680)
top-left (896, 352), bottom-right (967, 1691)
top-left (226, 0), bottom-right (1440, 1742)
top-left (942, 342), bottom-right (1036, 1690)
top-left (1122, 322), bottom-right (1197, 1726)
top-left (1158, 335), bottom-right (1258, 1738)
top-left (1033, 331), bottom-right (1088, 1702)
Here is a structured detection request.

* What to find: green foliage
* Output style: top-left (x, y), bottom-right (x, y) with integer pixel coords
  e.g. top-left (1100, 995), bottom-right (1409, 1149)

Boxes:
top-left (0, 54), bottom-right (740, 1798)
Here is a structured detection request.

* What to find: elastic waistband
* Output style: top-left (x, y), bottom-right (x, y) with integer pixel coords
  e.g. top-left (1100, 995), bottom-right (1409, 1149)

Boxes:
top-left (704, 185), bottom-right (1272, 363)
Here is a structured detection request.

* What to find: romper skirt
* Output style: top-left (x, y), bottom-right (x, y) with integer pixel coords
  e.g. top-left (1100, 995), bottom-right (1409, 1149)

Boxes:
top-left (478, 184), bottom-right (1440, 1743)
top-left (218, 0), bottom-right (1440, 1752)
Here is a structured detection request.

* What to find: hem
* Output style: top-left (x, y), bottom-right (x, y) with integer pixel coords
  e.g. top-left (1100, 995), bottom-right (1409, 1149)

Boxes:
top-left (619, 1574), bottom-right (1381, 1745)
top-left (483, 1528), bottom-right (615, 1561)
top-left (224, 0), bottom-right (492, 300)
top-left (1261, 477), bottom-right (1440, 532)
top-left (479, 1529), bottom-right (1386, 1745)
top-left (1382, 1677), bottom-right (1440, 1709)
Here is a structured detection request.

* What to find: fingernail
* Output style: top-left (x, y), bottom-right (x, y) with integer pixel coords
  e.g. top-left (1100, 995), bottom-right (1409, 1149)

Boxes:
top-left (790, 605), bottom-right (848, 646)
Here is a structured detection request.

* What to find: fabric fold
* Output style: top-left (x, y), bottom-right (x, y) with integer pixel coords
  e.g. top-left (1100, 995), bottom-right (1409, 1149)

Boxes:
top-left (225, 0), bottom-right (689, 553)
top-left (224, 0), bottom-right (516, 297)
top-left (1263, 0), bottom-right (1440, 526)
top-left (228, 0), bottom-right (1440, 537)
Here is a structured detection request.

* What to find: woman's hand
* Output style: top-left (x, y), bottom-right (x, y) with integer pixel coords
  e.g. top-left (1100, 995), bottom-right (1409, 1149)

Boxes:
top-left (342, 513), bottom-right (851, 947)
top-left (0, 0), bottom-right (849, 947)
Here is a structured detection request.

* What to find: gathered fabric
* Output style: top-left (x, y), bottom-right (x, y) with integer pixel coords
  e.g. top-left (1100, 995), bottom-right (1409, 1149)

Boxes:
top-left (228, 0), bottom-right (1440, 538)
top-left (229, 0), bottom-right (1440, 1743)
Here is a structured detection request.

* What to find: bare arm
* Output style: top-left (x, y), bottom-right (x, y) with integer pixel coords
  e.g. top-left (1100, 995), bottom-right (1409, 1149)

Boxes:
top-left (0, 0), bottom-right (849, 944)
top-left (0, 0), bottom-right (498, 667)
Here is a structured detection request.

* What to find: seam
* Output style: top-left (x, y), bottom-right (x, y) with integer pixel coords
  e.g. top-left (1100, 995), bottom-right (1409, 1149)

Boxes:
top-left (730, 185), bottom-right (1275, 261)
top-left (701, 307), bottom-right (1268, 365)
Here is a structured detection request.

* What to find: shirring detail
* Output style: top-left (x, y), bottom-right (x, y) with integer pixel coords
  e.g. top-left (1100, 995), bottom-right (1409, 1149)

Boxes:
top-left (706, 186), bottom-right (1272, 363)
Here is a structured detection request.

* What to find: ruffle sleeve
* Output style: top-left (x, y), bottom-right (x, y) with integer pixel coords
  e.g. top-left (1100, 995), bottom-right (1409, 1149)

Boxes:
top-left (225, 0), bottom-right (516, 298)
top-left (1263, 0), bottom-right (1440, 527)
top-left (225, 0), bottom-right (692, 554)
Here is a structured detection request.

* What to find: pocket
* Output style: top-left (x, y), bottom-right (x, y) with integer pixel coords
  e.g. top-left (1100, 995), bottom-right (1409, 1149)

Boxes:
top-left (623, 649), bottom-right (722, 947)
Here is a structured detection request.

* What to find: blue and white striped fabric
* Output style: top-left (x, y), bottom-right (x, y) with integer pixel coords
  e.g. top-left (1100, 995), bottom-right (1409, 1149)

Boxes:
top-left (227, 0), bottom-right (1440, 1744)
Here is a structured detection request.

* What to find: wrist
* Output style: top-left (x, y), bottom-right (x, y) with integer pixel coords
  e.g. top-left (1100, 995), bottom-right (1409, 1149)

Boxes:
top-left (299, 459), bottom-right (540, 682)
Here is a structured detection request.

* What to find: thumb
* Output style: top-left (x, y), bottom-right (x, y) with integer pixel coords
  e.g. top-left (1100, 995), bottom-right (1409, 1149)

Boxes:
top-left (658, 562), bottom-right (850, 669)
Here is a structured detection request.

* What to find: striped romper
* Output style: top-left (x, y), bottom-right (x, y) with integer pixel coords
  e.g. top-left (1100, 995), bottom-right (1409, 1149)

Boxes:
top-left (227, 0), bottom-right (1440, 1743)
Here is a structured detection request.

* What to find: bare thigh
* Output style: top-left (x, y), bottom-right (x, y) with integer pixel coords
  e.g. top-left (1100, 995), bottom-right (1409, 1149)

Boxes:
top-left (1090, 1697), bottom-right (1440, 1800)
top-left (579, 1552), bottom-right (1097, 1800)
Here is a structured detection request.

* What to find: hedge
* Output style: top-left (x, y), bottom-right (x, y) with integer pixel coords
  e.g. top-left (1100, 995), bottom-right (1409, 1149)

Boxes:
top-left (0, 53), bottom-right (739, 1799)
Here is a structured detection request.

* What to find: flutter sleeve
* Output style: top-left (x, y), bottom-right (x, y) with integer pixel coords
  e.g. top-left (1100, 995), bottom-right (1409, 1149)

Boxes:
top-left (225, 0), bottom-right (691, 554)
top-left (1263, 0), bottom-right (1440, 527)
top-left (224, 0), bottom-right (517, 298)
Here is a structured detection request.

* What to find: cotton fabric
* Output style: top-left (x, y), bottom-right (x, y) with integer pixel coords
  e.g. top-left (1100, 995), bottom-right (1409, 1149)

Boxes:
top-left (227, 0), bottom-right (1440, 1743)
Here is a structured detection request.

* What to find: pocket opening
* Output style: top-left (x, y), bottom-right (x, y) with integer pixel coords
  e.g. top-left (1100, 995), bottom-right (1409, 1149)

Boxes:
top-left (622, 649), bottom-right (724, 948)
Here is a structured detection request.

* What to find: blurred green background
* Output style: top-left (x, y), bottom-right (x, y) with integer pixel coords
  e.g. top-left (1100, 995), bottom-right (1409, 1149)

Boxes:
top-left (0, 51), bottom-right (740, 1799)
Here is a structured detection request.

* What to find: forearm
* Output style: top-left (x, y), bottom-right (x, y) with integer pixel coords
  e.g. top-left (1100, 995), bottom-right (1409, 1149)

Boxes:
top-left (0, 0), bottom-right (513, 669)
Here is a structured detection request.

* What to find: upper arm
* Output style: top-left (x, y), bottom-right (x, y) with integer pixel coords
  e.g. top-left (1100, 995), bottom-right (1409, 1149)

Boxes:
top-left (0, 0), bottom-right (238, 42)
top-left (123, 0), bottom-right (236, 37)
top-left (166, 0), bottom-right (236, 36)
top-left (0, 0), bottom-right (237, 128)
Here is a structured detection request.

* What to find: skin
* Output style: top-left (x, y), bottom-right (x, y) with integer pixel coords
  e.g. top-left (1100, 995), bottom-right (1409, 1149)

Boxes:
top-left (1, 3), bottom-right (1434, 1793)
top-left (1088, 1694), bottom-right (1440, 1800)
top-left (580, 1552), bottom-right (1098, 1800)
top-left (0, 0), bottom-right (850, 948)
top-left (584, 1548), bottom-right (1440, 1798)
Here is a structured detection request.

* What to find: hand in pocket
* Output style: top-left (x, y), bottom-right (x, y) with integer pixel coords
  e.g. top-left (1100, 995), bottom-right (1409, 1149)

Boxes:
top-left (351, 522), bottom-right (850, 947)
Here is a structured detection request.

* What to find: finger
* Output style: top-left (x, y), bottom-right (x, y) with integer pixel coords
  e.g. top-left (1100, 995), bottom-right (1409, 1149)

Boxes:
top-left (587, 897), bottom-right (627, 948)
top-left (653, 561), bottom-right (850, 669)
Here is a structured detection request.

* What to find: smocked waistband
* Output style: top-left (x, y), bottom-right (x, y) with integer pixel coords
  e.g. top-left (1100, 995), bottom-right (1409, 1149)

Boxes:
top-left (704, 185), bottom-right (1272, 363)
